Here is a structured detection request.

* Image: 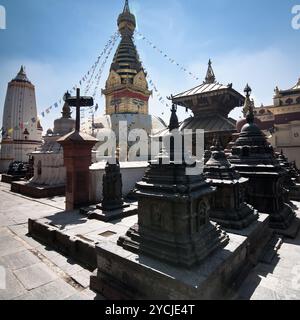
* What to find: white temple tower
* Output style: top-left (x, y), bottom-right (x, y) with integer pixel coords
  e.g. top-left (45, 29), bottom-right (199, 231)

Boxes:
top-left (0, 66), bottom-right (43, 172)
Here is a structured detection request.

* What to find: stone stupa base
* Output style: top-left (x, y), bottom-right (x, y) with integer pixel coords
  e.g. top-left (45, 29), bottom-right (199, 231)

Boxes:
top-left (11, 180), bottom-right (65, 198)
top-left (118, 222), bottom-right (229, 268)
top-left (290, 183), bottom-right (300, 201)
top-left (80, 202), bottom-right (137, 222)
top-left (90, 214), bottom-right (271, 300)
top-left (268, 203), bottom-right (300, 238)
top-left (1, 174), bottom-right (24, 184)
top-left (210, 204), bottom-right (259, 230)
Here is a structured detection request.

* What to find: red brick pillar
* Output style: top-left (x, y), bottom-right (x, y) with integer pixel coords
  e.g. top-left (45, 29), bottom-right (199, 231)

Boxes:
top-left (58, 131), bottom-right (98, 211)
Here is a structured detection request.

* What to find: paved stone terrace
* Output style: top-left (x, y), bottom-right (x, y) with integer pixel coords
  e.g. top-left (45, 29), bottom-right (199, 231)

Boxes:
top-left (1, 177), bottom-right (300, 300)
top-left (0, 179), bottom-right (103, 300)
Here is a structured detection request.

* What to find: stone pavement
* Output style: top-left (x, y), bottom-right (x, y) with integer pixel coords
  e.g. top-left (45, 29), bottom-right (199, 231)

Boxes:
top-left (1, 177), bottom-right (300, 300)
top-left (236, 223), bottom-right (300, 300)
top-left (0, 179), bottom-right (103, 300)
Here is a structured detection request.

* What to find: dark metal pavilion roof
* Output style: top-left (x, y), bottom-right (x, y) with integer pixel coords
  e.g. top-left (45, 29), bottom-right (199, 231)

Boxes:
top-left (172, 60), bottom-right (244, 113)
top-left (179, 114), bottom-right (236, 133)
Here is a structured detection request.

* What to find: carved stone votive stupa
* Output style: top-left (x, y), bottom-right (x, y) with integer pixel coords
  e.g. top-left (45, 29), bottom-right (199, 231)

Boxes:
top-left (204, 136), bottom-right (258, 229)
top-left (118, 105), bottom-right (229, 267)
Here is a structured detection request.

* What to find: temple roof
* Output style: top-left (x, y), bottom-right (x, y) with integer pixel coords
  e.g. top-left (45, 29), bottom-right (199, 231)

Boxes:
top-left (172, 60), bottom-right (244, 108)
top-left (180, 114), bottom-right (236, 133)
top-left (275, 77), bottom-right (300, 96)
top-left (12, 66), bottom-right (31, 84)
top-left (172, 82), bottom-right (229, 99)
top-left (151, 113), bottom-right (236, 138)
top-left (292, 78), bottom-right (300, 90)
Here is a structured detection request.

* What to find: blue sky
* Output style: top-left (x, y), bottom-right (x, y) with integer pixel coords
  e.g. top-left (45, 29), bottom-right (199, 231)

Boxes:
top-left (0, 0), bottom-right (300, 132)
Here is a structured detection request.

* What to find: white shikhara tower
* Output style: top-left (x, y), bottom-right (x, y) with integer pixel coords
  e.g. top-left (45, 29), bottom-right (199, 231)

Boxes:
top-left (0, 66), bottom-right (43, 172)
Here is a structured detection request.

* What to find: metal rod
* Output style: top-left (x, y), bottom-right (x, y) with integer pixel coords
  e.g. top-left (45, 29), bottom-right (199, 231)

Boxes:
top-left (76, 88), bottom-right (80, 132)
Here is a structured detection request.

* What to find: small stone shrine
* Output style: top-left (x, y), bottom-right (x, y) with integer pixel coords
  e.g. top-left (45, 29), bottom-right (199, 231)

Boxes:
top-left (276, 150), bottom-right (300, 201)
top-left (80, 155), bottom-right (137, 222)
top-left (228, 85), bottom-right (296, 232)
top-left (101, 159), bottom-right (124, 210)
top-left (204, 136), bottom-right (259, 229)
top-left (1, 161), bottom-right (27, 183)
top-left (118, 105), bottom-right (229, 267)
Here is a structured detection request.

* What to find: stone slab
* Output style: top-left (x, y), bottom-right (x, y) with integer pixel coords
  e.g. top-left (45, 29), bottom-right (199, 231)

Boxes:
top-left (0, 236), bottom-right (24, 257)
top-left (14, 278), bottom-right (78, 300)
top-left (80, 202), bottom-right (138, 222)
top-left (13, 263), bottom-right (58, 290)
top-left (11, 181), bottom-right (65, 198)
top-left (90, 214), bottom-right (271, 300)
top-left (28, 211), bottom-right (139, 270)
top-left (0, 270), bottom-right (27, 300)
top-left (0, 249), bottom-right (41, 271)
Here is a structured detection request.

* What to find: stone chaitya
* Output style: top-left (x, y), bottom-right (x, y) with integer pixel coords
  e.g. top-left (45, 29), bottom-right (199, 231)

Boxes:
top-left (204, 136), bottom-right (258, 229)
top-left (276, 150), bottom-right (300, 201)
top-left (228, 85), bottom-right (295, 230)
top-left (80, 154), bottom-right (137, 222)
top-left (101, 159), bottom-right (124, 210)
top-left (118, 105), bottom-right (229, 267)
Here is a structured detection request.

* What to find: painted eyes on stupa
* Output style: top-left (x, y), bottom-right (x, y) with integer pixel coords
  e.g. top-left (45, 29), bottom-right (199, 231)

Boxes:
top-left (132, 99), bottom-right (145, 107)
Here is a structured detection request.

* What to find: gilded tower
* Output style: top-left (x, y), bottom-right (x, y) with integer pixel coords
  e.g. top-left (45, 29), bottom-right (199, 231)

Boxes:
top-left (102, 0), bottom-right (152, 116)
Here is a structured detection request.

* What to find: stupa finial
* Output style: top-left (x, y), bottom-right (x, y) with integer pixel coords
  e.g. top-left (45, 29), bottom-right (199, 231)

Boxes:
top-left (244, 83), bottom-right (252, 97)
top-left (13, 65), bottom-right (30, 83)
top-left (118, 0), bottom-right (136, 36)
top-left (123, 0), bottom-right (130, 13)
top-left (243, 84), bottom-right (254, 121)
top-left (204, 59), bottom-right (216, 84)
top-left (243, 84), bottom-right (255, 124)
top-left (168, 104), bottom-right (179, 131)
top-left (20, 65), bottom-right (25, 74)
top-left (211, 134), bottom-right (222, 152)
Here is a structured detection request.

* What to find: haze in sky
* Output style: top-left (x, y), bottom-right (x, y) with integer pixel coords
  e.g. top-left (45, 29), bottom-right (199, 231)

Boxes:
top-left (0, 0), bottom-right (300, 132)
